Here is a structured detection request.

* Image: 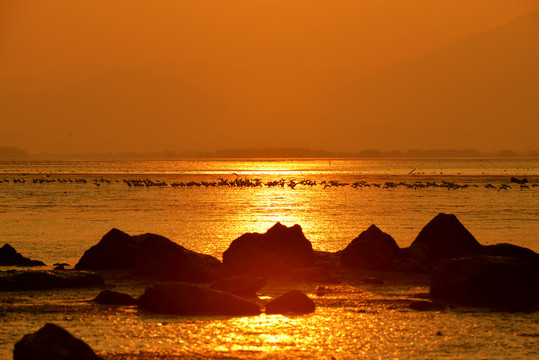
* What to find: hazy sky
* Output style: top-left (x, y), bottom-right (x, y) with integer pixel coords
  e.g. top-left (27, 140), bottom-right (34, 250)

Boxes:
top-left (1, 0), bottom-right (538, 153)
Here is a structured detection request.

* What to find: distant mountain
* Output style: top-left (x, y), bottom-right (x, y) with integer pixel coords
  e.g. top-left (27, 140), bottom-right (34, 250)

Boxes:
top-left (0, 67), bottom-right (226, 153)
top-left (326, 11), bottom-right (539, 151)
top-left (0, 146), bottom-right (28, 158)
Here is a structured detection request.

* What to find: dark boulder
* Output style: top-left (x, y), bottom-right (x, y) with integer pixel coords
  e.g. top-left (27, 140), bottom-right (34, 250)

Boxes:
top-left (75, 229), bottom-right (222, 282)
top-left (13, 323), bottom-right (102, 360)
top-left (265, 290), bottom-right (316, 314)
top-left (409, 213), bottom-right (481, 264)
top-left (210, 276), bottom-right (267, 297)
top-left (0, 244), bottom-right (45, 267)
top-left (340, 225), bottom-right (400, 269)
top-left (479, 243), bottom-right (539, 267)
top-left (93, 290), bottom-right (137, 305)
top-left (0, 270), bottom-right (104, 291)
top-left (222, 223), bottom-right (314, 276)
top-left (430, 255), bottom-right (539, 311)
top-left (138, 283), bottom-right (261, 316)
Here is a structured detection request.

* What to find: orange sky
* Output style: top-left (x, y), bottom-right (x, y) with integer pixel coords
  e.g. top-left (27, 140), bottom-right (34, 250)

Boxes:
top-left (1, 0), bottom-right (539, 153)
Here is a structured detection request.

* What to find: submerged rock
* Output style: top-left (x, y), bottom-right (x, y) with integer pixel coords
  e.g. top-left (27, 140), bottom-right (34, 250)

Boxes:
top-left (75, 228), bottom-right (222, 282)
top-left (430, 255), bottom-right (539, 311)
top-left (340, 225), bottom-right (400, 270)
top-left (93, 290), bottom-right (137, 305)
top-left (265, 290), bottom-right (316, 314)
top-left (408, 213), bottom-right (481, 264)
top-left (0, 244), bottom-right (45, 267)
top-left (13, 323), bottom-right (103, 360)
top-left (0, 270), bottom-right (104, 291)
top-left (138, 283), bottom-right (261, 316)
top-left (222, 222), bottom-right (314, 276)
top-left (210, 276), bottom-right (267, 297)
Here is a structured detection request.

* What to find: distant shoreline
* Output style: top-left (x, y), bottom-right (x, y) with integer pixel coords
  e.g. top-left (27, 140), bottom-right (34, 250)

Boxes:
top-left (1, 147), bottom-right (539, 160)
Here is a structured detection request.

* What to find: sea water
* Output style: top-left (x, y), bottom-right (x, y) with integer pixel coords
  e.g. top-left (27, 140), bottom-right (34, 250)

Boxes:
top-left (0, 158), bottom-right (537, 358)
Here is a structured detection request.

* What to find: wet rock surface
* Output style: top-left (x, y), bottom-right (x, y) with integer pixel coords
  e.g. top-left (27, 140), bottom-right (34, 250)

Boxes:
top-left (0, 244), bottom-right (45, 267)
top-left (430, 255), bottom-right (539, 311)
top-left (0, 270), bottom-right (104, 291)
top-left (138, 283), bottom-right (261, 316)
top-left (222, 222), bottom-right (314, 276)
top-left (76, 229), bottom-right (223, 282)
top-left (14, 323), bottom-right (103, 360)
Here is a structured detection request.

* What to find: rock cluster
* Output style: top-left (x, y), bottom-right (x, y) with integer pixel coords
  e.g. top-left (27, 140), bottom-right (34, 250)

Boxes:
top-left (0, 244), bottom-right (45, 267)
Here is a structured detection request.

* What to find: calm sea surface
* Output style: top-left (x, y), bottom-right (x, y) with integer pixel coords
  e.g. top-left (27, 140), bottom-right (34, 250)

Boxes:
top-left (0, 158), bottom-right (538, 359)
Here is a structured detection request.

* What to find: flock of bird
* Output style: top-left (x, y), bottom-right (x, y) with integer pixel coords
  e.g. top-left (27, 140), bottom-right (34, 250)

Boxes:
top-left (1, 176), bottom-right (536, 192)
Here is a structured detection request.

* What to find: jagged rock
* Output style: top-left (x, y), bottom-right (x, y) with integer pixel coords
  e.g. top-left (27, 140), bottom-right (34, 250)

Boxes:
top-left (13, 323), bottom-right (102, 360)
top-left (265, 290), bottom-right (316, 314)
top-left (75, 229), bottom-right (222, 282)
top-left (210, 276), bottom-right (267, 297)
top-left (409, 213), bottom-right (481, 264)
top-left (430, 255), bottom-right (539, 311)
top-left (93, 290), bottom-right (137, 305)
top-left (340, 225), bottom-right (400, 270)
top-left (222, 223), bottom-right (314, 276)
top-left (0, 244), bottom-right (45, 267)
top-left (138, 283), bottom-right (261, 316)
top-left (0, 270), bottom-right (104, 291)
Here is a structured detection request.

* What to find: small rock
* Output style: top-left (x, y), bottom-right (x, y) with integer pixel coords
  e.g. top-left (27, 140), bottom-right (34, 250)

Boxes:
top-left (13, 323), bottom-right (102, 360)
top-left (265, 290), bottom-right (316, 314)
top-left (93, 290), bottom-right (137, 305)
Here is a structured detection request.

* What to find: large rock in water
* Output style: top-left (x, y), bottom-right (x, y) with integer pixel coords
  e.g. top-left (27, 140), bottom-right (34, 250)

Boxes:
top-left (340, 225), bottom-right (400, 270)
top-left (13, 323), bottom-right (102, 360)
top-left (430, 255), bottom-right (539, 311)
top-left (93, 290), bottom-right (137, 305)
top-left (210, 276), bottom-right (267, 297)
top-left (0, 244), bottom-right (45, 266)
top-left (0, 270), bottom-right (104, 291)
top-left (265, 290), bottom-right (316, 314)
top-left (138, 283), bottom-right (261, 316)
top-left (75, 229), bottom-right (222, 282)
top-left (222, 222), bottom-right (314, 276)
top-left (409, 213), bottom-right (481, 264)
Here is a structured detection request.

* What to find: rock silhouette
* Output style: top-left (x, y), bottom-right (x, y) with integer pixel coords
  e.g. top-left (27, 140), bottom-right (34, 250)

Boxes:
top-left (409, 213), bottom-right (481, 264)
top-left (430, 255), bottom-right (539, 311)
top-left (265, 290), bottom-right (316, 314)
top-left (222, 222), bottom-right (314, 276)
top-left (210, 276), bottom-right (267, 297)
top-left (138, 283), bottom-right (261, 316)
top-left (340, 225), bottom-right (400, 270)
top-left (13, 323), bottom-right (102, 360)
top-left (93, 290), bottom-right (137, 305)
top-left (75, 228), bottom-right (223, 282)
top-left (0, 244), bottom-right (45, 267)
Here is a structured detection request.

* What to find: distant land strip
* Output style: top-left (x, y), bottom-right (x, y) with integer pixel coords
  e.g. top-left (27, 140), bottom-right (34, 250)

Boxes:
top-left (1, 147), bottom-right (538, 159)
